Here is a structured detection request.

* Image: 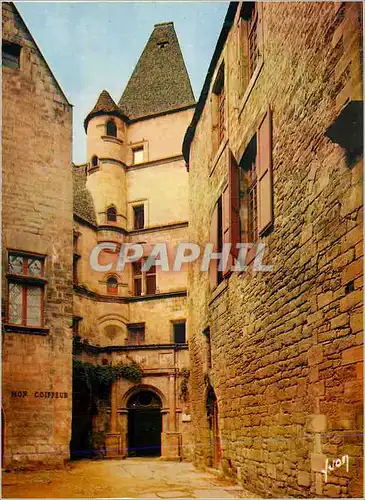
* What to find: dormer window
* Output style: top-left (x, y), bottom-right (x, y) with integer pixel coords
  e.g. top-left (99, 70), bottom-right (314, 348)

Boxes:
top-left (157, 40), bottom-right (169, 49)
top-left (91, 155), bottom-right (98, 168)
top-left (106, 120), bottom-right (117, 138)
top-left (106, 206), bottom-right (117, 222)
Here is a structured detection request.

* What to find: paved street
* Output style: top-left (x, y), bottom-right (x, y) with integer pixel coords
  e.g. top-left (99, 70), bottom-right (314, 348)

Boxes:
top-left (2, 458), bottom-right (256, 498)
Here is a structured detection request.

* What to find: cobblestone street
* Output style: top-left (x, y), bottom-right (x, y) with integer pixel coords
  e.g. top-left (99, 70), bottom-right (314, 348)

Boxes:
top-left (2, 458), bottom-right (256, 498)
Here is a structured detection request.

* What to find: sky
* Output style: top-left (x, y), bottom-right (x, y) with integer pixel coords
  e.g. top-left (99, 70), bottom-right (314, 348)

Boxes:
top-left (15, 1), bottom-right (229, 164)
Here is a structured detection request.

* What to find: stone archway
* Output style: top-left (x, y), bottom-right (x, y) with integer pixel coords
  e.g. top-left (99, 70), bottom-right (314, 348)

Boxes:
top-left (127, 390), bottom-right (162, 457)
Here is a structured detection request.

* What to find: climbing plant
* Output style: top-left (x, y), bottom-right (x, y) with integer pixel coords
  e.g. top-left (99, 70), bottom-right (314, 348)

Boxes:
top-left (73, 359), bottom-right (143, 393)
top-left (179, 367), bottom-right (190, 402)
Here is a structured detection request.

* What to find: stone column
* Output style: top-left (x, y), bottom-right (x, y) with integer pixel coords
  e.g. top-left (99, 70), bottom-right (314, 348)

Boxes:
top-left (105, 381), bottom-right (122, 458)
top-left (161, 372), bottom-right (181, 460)
top-left (118, 409), bottom-right (128, 457)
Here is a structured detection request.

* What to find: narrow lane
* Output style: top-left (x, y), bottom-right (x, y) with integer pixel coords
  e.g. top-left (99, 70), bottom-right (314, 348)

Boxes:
top-left (2, 458), bottom-right (257, 498)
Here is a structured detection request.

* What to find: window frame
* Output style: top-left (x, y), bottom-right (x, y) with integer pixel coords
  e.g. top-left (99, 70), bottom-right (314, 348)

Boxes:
top-left (132, 146), bottom-right (144, 165)
top-left (106, 206), bottom-right (117, 223)
top-left (133, 204), bottom-right (145, 230)
top-left (106, 119), bottom-right (117, 138)
top-left (238, 1), bottom-right (264, 111)
top-left (132, 258), bottom-right (157, 296)
top-left (127, 323), bottom-right (145, 345)
top-left (2, 41), bottom-right (21, 70)
top-left (239, 135), bottom-right (259, 245)
top-left (91, 155), bottom-right (99, 168)
top-left (106, 275), bottom-right (119, 296)
top-left (172, 321), bottom-right (187, 344)
top-left (6, 251), bottom-right (46, 328)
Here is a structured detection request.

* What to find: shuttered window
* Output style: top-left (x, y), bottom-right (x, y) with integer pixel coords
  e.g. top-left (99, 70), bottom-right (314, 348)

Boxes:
top-left (257, 109), bottom-right (273, 234)
top-left (222, 152), bottom-right (240, 276)
top-left (209, 203), bottom-right (219, 290)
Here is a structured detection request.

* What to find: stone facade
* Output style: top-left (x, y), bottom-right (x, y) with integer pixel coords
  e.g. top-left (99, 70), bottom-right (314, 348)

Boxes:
top-left (72, 22), bottom-right (195, 460)
top-left (2, 3), bottom-right (73, 469)
top-left (185, 2), bottom-right (363, 498)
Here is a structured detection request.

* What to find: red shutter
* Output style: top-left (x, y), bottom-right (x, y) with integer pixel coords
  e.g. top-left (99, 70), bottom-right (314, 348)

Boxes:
top-left (222, 151), bottom-right (240, 277)
top-left (209, 204), bottom-right (218, 290)
top-left (257, 108), bottom-right (273, 235)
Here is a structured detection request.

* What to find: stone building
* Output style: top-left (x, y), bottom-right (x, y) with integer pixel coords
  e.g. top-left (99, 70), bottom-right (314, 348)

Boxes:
top-left (183, 1), bottom-right (363, 498)
top-left (72, 21), bottom-right (195, 460)
top-left (2, 2), bottom-right (73, 468)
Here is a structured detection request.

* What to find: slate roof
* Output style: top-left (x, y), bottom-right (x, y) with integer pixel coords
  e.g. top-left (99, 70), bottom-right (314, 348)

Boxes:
top-left (84, 90), bottom-right (126, 131)
top-left (73, 165), bottom-right (97, 226)
top-left (118, 22), bottom-right (195, 120)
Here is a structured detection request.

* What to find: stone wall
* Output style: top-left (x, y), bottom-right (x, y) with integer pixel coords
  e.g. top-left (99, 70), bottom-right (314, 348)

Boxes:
top-left (187, 2), bottom-right (363, 497)
top-left (2, 2), bottom-right (73, 469)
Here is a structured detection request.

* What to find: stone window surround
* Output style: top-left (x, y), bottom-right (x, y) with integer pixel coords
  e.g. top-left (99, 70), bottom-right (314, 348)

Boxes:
top-left (105, 274), bottom-right (120, 296)
top-left (128, 198), bottom-right (149, 232)
top-left (131, 258), bottom-right (157, 297)
top-left (130, 140), bottom-right (149, 165)
top-left (4, 249), bottom-right (49, 335)
top-left (170, 319), bottom-right (187, 344)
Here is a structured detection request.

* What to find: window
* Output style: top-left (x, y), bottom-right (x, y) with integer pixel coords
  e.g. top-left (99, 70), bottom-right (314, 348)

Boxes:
top-left (132, 259), bottom-right (156, 296)
top-left (106, 276), bottom-right (118, 295)
top-left (239, 2), bottom-right (262, 93)
top-left (2, 41), bottom-right (21, 69)
top-left (133, 261), bottom-right (142, 296)
top-left (212, 65), bottom-right (225, 151)
top-left (145, 264), bottom-right (156, 295)
top-left (239, 136), bottom-right (258, 243)
top-left (7, 252), bottom-right (45, 327)
top-left (133, 205), bottom-right (144, 230)
top-left (91, 155), bottom-right (98, 168)
top-left (127, 323), bottom-right (145, 345)
top-left (173, 322), bottom-right (186, 344)
top-left (106, 120), bottom-right (117, 137)
top-left (239, 110), bottom-right (273, 243)
top-left (133, 147), bottom-right (144, 164)
top-left (247, 3), bottom-right (259, 79)
top-left (107, 206), bottom-right (117, 222)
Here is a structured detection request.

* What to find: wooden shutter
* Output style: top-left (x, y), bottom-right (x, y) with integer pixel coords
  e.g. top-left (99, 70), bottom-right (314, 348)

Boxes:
top-left (257, 108), bottom-right (273, 235)
top-left (222, 151), bottom-right (240, 277)
top-left (209, 204), bottom-right (218, 290)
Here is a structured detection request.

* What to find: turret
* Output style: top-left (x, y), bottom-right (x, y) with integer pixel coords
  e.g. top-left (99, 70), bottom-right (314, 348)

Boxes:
top-left (84, 90), bottom-right (128, 229)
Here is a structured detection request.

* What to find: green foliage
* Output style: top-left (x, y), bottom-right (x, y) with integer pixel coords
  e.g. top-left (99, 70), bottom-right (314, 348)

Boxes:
top-left (73, 359), bottom-right (143, 395)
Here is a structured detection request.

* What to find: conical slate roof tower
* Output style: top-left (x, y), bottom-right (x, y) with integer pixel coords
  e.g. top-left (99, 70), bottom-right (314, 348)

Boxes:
top-left (84, 90), bottom-right (125, 130)
top-left (118, 22), bottom-right (195, 120)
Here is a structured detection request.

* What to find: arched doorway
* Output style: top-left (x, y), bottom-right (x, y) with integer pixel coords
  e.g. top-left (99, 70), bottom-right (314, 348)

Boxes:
top-left (127, 390), bottom-right (162, 457)
top-left (206, 386), bottom-right (221, 468)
